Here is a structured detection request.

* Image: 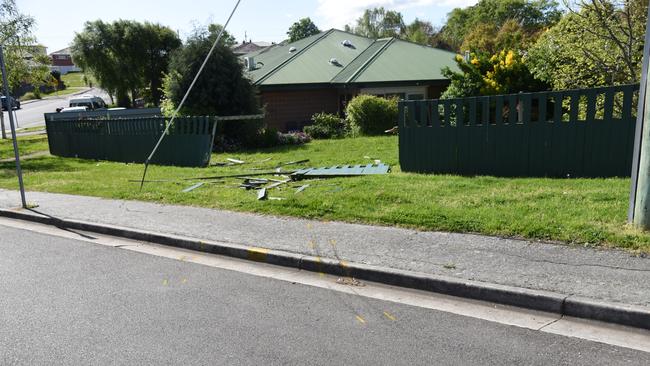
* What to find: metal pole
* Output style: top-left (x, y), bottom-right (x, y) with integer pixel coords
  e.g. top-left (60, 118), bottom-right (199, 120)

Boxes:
top-left (629, 5), bottom-right (650, 224)
top-left (0, 45), bottom-right (26, 208)
top-left (0, 109), bottom-right (6, 139)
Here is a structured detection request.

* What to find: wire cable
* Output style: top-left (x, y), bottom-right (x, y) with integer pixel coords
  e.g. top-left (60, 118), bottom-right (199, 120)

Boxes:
top-left (140, 0), bottom-right (243, 190)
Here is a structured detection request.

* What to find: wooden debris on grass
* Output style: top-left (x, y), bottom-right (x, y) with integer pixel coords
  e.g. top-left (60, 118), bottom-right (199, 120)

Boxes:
top-left (227, 158), bottom-right (245, 164)
top-left (275, 159), bottom-right (309, 168)
top-left (295, 185), bottom-right (309, 194)
top-left (257, 188), bottom-right (268, 200)
top-left (182, 182), bottom-right (205, 193)
top-left (266, 179), bottom-right (291, 190)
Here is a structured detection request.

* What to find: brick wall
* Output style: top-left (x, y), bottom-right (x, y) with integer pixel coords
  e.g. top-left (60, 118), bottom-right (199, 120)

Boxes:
top-left (260, 88), bottom-right (339, 131)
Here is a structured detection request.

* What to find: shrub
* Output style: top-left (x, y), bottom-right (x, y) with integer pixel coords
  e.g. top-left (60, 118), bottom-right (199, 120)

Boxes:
top-left (304, 112), bottom-right (346, 139)
top-left (345, 95), bottom-right (398, 135)
top-left (213, 118), bottom-right (268, 151)
top-left (278, 131), bottom-right (311, 145)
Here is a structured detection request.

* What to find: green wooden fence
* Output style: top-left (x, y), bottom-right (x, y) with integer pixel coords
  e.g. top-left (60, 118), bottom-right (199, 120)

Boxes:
top-left (399, 84), bottom-right (640, 177)
top-left (46, 116), bottom-right (217, 167)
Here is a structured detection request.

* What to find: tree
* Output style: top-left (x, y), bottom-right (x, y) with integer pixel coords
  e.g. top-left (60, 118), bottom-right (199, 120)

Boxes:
top-left (460, 19), bottom-right (530, 54)
top-left (402, 19), bottom-right (435, 45)
top-left (287, 18), bottom-right (320, 42)
top-left (162, 27), bottom-right (258, 117)
top-left (527, 0), bottom-right (647, 90)
top-left (441, 50), bottom-right (548, 98)
top-left (72, 20), bottom-right (181, 107)
top-left (207, 24), bottom-right (237, 47)
top-left (441, 0), bottom-right (562, 51)
top-left (345, 7), bottom-right (405, 38)
top-left (0, 0), bottom-right (51, 95)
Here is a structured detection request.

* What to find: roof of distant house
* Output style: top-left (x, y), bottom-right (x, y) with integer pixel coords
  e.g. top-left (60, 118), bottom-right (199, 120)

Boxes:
top-left (241, 29), bottom-right (459, 87)
top-left (232, 41), bottom-right (273, 55)
top-left (49, 47), bottom-right (72, 56)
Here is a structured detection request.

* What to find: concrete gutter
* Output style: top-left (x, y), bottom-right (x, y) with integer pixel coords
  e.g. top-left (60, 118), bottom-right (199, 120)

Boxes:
top-left (1, 207), bottom-right (648, 331)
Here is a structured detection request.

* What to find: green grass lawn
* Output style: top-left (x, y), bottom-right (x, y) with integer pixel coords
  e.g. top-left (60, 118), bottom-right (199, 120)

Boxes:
top-left (61, 72), bottom-right (94, 88)
top-left (0, 135), bottom-right (647, 252)
top-left (0, 135), bottom-right (49, 158)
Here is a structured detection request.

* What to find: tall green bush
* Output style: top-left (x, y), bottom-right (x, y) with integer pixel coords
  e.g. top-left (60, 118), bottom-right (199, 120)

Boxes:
top-left (345, 95), bottom-right (398, 136)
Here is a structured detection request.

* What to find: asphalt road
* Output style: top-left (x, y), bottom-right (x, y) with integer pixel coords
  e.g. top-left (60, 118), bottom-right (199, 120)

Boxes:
top-left (1, 88), bottom-right (110, 130)
top-left (0, 224), bottom-right (648, 365)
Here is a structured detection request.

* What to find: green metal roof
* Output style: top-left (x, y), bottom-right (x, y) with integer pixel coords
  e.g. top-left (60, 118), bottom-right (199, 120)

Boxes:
top-left (242, 29), bottom-right (458, 87)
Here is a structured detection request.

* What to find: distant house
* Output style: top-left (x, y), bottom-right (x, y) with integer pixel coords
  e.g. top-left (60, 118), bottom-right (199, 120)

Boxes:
top-left (241, 29), bottom-right (459, 131)
top-left (49, 47), bottom-right (81, 74)
top-left (232, 41), bottom-right (272, 56)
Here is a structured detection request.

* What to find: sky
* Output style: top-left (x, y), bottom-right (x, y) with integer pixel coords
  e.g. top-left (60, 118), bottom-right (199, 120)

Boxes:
top-left (21, 0), bottom-right (478, 53)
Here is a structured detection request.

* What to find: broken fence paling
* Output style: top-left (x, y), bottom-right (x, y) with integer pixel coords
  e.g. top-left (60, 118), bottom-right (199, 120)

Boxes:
top-left (172, 163), bottom-right (391, 193)
top-left (291, 164), bottom-right (391, 180)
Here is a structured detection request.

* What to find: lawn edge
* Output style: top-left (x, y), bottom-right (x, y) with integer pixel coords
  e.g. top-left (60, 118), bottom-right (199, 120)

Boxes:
top-left (0, 207), bottom-right (648, 331)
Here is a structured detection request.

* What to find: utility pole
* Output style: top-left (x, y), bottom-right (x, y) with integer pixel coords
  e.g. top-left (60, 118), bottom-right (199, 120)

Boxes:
top-left (0, 45), bottom-right (26, 208)
top-left (0, 108), bottom-right (6, 139)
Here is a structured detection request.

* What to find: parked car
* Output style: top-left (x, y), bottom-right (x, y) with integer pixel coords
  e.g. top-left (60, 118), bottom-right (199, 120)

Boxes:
top-left (68, 95), bottom-right (107, 111)
top-left (58, 106), bottom-right (89, 113)
top-left (1, 95), bottom-right (20, 111)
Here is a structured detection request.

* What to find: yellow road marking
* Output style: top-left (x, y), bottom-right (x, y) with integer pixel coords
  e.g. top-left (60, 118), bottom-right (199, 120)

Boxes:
top-left (182, 278), bottom-right (188, 284)
top-left (247, 247), bottom-right (269, 262)
top-left (329, 239), bottom-right (336, 247)
top-left (314, 257), bottom-right (325, 277)
top-left (355, 315), bottom-right (366, 324)
top-left (308, 240), bottom-right (316, 249)
top-left (162, 279), bottom-right (168, 286)
top-left (383, 311), bottom-right (397, 321)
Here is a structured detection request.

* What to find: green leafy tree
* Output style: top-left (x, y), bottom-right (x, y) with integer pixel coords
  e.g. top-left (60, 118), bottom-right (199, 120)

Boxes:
top-left (402, 19), bottom-right (436, 45)
top-left (0, 0), bottom-right (50, 95)
top-left (442, 50), bottom-right (548, 98)
top-left (206, 24), bottom-right (237, 47)
top-left (460, 19), bottom-right (531, 54)
top-left (527, 0), bottom-right (647, 90)
top-left (72, 20), bottom-right (181, 106)
top-left (345, 7), bottom-right (405, 38)
top-left (287, 17), bottom-right (320, 42)
top-left (441, 0), bottom-right (562, 51)
top-left (162, 28), bottom-right (258, 117)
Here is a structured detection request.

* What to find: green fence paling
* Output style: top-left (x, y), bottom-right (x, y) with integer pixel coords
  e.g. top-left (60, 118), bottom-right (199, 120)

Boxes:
top-left (398, 84), bottom-right (640, 177)
top-left (46, 116), bottom-right (217, 167)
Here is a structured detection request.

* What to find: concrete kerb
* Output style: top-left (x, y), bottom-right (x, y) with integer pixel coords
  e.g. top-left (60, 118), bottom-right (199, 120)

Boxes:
top-left (1, 207), bottom-right (649, 331)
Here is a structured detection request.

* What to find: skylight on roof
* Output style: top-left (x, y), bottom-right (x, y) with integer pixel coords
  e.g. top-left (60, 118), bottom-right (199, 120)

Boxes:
top-left (289, 47), bottom-right (297, 53)
top-left (329, 58), bottom-right (342, 67)
top-left (342, 40), bottom-right (353, 48)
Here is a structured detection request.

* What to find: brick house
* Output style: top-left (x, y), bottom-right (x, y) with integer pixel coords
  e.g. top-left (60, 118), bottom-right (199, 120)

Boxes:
top-left (241, 29), bottom-right (459, 131)
top-left (49, 47), bottom-right (81, 74)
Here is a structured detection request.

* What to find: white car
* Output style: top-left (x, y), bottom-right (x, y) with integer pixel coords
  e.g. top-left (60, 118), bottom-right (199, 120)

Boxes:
top-left (59, 106), bottom-right (89, 113)
top-left (69, 95), bottom-right (107, 110)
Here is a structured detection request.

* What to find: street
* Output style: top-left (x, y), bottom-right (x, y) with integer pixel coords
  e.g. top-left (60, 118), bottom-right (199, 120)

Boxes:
top-left (0, 220), bottom-right (648, 365)
top-left (1, 88), bottom-right (110, 131)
